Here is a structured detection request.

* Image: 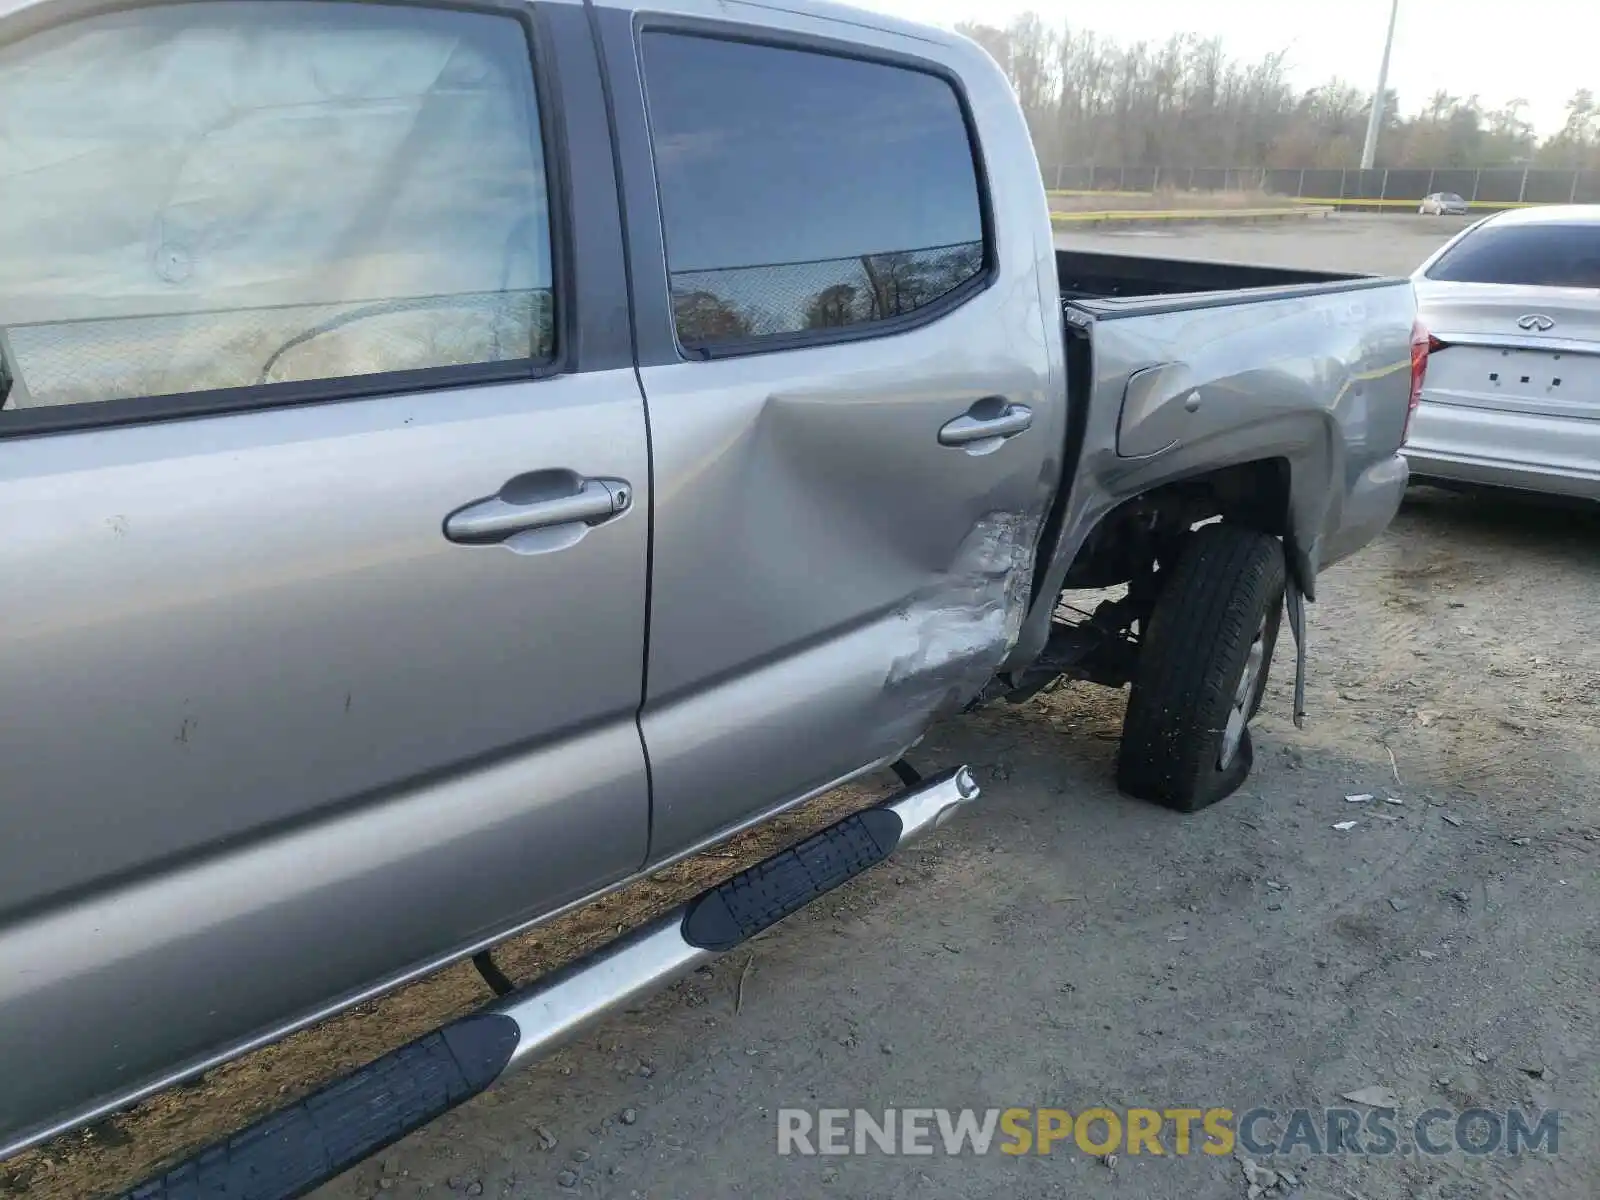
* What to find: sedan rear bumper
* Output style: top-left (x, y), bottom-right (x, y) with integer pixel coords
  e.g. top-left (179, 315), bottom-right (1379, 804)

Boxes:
top-left (1402, 399), bottom-right (1600, 500)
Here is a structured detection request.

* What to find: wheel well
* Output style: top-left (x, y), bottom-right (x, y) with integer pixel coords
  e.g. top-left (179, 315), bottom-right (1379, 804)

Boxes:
top-left (1062, 459), bottom-right (1291, 590)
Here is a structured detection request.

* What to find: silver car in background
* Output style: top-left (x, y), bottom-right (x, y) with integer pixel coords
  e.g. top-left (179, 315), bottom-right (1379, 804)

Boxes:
top-left (1406, 205), bottom-right (1600, 499)
top-left (1419, 192), bottom-right (1470, 216)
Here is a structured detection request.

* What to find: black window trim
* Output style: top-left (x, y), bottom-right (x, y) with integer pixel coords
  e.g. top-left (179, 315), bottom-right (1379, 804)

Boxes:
top-left (630, 14), bottom-right (998, 363)
top-left (0, 0), bottom-right (575, 441)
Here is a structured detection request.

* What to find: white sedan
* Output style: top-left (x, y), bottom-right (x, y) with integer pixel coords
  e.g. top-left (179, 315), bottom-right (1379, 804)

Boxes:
top-left (1406, 205), bottom-right (1600, 500)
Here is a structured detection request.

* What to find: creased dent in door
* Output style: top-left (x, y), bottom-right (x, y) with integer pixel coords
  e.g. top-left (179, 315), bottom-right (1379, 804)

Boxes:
top-left (883, 510), bottom-right (1041, 715)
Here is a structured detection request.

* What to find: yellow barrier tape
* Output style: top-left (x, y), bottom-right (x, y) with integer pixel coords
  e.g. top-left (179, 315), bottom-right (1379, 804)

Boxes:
top-left (1046, 189), bottom-right (1541, 211)
top-left (1050, 207), bottom-right (1331, 223)
top-left (1289, 196), bottom-right (1539, 209)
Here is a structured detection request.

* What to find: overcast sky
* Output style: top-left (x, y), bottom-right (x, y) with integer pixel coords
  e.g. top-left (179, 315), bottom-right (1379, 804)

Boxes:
top-left (854, 0), bottom-right (1594, 138)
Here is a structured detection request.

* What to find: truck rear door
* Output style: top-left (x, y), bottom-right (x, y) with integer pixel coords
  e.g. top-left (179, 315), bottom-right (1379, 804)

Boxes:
top-left (589, 0), bottom-right (1063, 858)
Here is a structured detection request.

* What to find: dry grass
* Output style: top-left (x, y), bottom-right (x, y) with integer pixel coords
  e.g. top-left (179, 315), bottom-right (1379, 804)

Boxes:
top-left (1048, 187), bottom-right (1299, 213)
top-left (0, 777), bottom-right (893, 1200)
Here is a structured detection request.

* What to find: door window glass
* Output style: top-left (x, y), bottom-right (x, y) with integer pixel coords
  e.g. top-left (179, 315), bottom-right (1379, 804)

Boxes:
top-left (0, 1), bottom-right (553, 413)
top-left (641, 33), bottom-right (987, 350)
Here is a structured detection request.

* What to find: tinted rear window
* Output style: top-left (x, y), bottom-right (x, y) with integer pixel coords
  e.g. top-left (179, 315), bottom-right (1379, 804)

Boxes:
top-left (1425, 223), bottom-right (1600, 287)
top-left (640, 33), bottom-right (987, 350)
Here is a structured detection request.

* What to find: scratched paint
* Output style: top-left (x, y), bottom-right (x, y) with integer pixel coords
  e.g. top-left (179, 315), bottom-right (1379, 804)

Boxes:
top-left (884, 511), bottom-right (1041, 714)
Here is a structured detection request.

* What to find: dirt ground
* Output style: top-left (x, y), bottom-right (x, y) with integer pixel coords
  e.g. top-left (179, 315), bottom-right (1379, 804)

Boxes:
top-left (298, 488), bottom-right (1599, 1200)
top-left (6, 217), bottom-right (1595, 1200)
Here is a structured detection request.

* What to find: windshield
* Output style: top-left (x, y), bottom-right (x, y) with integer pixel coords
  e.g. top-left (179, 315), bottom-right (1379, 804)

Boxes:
top-left (1424, 222), bottom-right (1600, 288)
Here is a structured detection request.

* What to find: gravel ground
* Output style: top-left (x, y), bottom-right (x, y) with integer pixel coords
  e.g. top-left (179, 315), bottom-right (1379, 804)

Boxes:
top-left (301, 217), bottom-right (1597, 1200)
top-left (302, 489), bottom-right (1598, 1200)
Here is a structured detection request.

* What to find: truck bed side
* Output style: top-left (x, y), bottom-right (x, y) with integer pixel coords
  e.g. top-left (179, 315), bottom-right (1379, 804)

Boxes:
top-left (1009, 249), bottom-right (1416, 672)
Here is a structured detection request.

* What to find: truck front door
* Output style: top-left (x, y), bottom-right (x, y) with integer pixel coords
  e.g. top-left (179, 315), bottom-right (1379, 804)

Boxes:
top-left (0, 0), bottom-right (649, 1152)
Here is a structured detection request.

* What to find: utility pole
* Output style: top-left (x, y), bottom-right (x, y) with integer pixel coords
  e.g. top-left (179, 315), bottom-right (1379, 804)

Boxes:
top-left (1360, 0), bottom-right (1400, 169)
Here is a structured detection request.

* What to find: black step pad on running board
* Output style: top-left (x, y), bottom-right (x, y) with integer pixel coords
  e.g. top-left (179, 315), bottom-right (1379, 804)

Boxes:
top-left (122, 1015), bottom-right (518, 1200)
top-left (115, 766), bottom-right (974, 1200)
top-left (680, 806), bottom-right (903, 951)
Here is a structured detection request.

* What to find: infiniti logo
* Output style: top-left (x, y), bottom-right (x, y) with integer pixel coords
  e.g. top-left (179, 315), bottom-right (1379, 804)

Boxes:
top-left (1517, 313), bottom-right (1556, 332)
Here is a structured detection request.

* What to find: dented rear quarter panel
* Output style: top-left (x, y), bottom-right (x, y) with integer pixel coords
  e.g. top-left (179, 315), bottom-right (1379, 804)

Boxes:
top-left (1009, 278), bottom-right (1417, 670)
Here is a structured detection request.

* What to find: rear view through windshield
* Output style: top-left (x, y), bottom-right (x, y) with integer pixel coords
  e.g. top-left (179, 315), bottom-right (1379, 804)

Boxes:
top-left (1425, 222), bottom-right (1600, 288)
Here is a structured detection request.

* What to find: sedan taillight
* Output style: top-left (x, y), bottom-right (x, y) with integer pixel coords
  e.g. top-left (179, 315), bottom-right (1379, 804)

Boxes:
top-left (1404, 319), bottom-right (1442, 446)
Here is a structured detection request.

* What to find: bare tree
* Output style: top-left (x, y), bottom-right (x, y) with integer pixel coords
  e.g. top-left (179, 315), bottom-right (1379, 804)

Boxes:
top-left (1539, 90), bottom-right (1600, 168)
top-left (804, 283), bottom-right (859, 329)
top-left (672, 289), bottom-right (754, 343)
top-left (959, 9), bottom-right (1593, 173)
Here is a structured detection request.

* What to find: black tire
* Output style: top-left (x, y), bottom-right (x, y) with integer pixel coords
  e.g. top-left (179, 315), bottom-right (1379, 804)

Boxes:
top-left (1116, 523), bottom-right (1286, 812)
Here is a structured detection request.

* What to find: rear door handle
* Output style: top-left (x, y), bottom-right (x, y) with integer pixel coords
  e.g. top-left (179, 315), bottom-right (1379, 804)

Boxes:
top-left (444, 475), bottom-right (632, 545)
top-left (938, 401), bottom-right (1034, 451)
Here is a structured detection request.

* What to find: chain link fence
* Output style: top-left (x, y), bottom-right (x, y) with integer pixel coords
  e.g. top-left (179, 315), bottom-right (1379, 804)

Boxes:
top-left (1041, 164), bottom-right (1600, 209)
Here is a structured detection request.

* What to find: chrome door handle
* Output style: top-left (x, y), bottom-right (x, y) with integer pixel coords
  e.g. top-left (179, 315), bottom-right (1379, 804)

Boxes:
top-left (444, 476), bottom-right (631, 545)
top-left (938, 401), bottom-right (1034, 448)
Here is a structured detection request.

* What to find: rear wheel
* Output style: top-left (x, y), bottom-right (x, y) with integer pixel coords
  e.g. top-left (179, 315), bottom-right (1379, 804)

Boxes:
top-left (1116, 524), bottom-right (1285, 812)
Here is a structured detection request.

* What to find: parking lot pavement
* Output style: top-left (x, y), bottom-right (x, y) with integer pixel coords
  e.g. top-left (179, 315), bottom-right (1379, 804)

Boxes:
top-left (1055, 211), bottom-right (1473, 277)
top-left (307, 219), bottom-right (1599, 1200)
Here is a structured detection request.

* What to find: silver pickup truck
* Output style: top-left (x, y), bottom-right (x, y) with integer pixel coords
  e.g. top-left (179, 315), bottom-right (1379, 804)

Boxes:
top-left (0, 0), bottom-right (1421, 1189)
